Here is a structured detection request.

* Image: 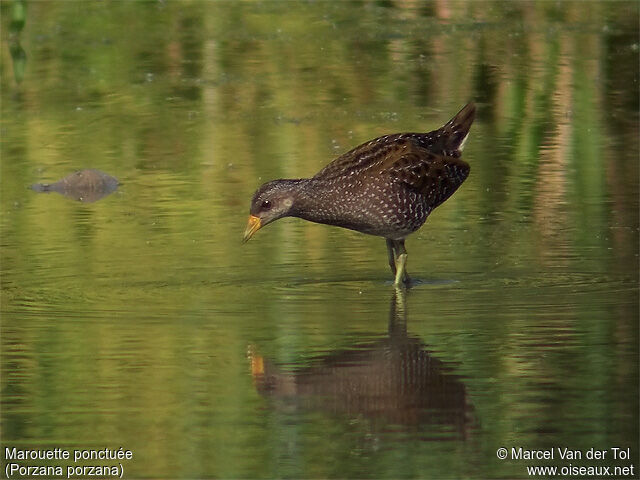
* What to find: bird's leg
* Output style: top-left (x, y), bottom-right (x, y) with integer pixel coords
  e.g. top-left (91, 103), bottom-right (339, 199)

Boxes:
top-left (386, 238), bottom-right (397, 275)
top-left (399, 241), bottom-right (411, 286)
top-left (394, 251), bottom-right (407, 286)
top-left (393, 239), bottom-right (411, 287)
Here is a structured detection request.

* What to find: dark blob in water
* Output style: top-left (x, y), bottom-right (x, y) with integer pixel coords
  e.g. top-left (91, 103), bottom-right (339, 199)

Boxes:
top-left (30, 169), bottom-right (119, 203)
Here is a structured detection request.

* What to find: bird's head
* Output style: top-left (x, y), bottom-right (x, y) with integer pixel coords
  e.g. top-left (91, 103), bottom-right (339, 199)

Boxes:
top-left (243, 179), bottom-right (300, 243)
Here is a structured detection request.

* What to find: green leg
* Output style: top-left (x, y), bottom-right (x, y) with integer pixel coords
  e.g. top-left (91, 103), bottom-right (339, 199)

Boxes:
top-left (394, 254), bottom-right (407, 286)
top-left (391, 239), bottom-right (411, 287)
top-left (386, 239), bottom-right (397, 275)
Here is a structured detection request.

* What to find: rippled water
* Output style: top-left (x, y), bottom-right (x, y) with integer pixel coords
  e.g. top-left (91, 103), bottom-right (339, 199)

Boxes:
top-left (1, 1), bottom-right (638, 478)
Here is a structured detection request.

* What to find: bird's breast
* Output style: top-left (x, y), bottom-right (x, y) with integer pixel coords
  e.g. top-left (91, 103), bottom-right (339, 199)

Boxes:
top-left (293, 177), bottom-right (431, 238)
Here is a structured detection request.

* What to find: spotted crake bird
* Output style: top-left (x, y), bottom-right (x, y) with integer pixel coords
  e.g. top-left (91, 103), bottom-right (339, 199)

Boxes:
top-left (244, 102), bottom-right (476, 287)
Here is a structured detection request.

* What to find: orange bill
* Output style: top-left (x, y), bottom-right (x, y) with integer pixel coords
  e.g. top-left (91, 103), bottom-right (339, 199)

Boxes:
top-left (243, 215), bottom-right (262, 243)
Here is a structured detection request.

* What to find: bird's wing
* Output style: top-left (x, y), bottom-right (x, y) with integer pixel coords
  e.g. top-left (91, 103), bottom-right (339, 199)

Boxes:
top-left (313, 102), bottom-right (475, 181)
top-left (312, 133), bottom-right (413, 180)
top-left (382, 143), bottom-right (471, 209)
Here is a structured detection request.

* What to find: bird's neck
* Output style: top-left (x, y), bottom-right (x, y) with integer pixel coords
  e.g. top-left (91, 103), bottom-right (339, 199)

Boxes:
top-left (290, 178), bottom-right (344, 226)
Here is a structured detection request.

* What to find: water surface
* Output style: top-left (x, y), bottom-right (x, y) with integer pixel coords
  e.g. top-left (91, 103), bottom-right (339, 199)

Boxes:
top-left (1, 1), bottom-right (638, 478)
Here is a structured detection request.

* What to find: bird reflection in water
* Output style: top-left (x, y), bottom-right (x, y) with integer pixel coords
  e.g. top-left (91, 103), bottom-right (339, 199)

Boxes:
top-left (249, 291), bottom-right (475, 440)
top-left (30, 169), bottom-right (119, 203)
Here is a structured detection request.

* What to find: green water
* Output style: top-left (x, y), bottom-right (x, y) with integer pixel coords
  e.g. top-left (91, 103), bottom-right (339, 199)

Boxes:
top-left (1, 1), bottom-right (638, 478)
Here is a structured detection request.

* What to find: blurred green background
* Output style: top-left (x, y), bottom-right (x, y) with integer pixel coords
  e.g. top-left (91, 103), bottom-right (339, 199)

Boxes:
top-left (1, 1), bottom-right (638, 478)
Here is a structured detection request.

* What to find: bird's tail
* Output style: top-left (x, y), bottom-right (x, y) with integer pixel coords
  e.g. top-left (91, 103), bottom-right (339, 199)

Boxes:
top-left (430, 102), bottom-right (476, 157)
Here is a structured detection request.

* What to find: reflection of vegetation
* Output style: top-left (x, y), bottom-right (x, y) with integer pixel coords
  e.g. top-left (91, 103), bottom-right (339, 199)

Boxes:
top-left (0, 1), bottom-right (638, 478)
top-left (7, 0), bottom-right (27, 84)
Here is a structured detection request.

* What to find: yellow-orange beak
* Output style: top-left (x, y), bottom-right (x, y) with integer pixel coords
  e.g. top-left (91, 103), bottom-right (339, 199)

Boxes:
top-left (243, 215), bottom-right (262, 243)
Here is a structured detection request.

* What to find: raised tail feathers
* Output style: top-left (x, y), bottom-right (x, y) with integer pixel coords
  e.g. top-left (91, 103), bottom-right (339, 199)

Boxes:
top-left (430, 102), bottom-right (476, 157)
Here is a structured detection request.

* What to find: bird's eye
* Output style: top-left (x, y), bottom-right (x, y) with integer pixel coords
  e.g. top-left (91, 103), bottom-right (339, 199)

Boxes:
top-left (261, 200), bottom-right (271, 210)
